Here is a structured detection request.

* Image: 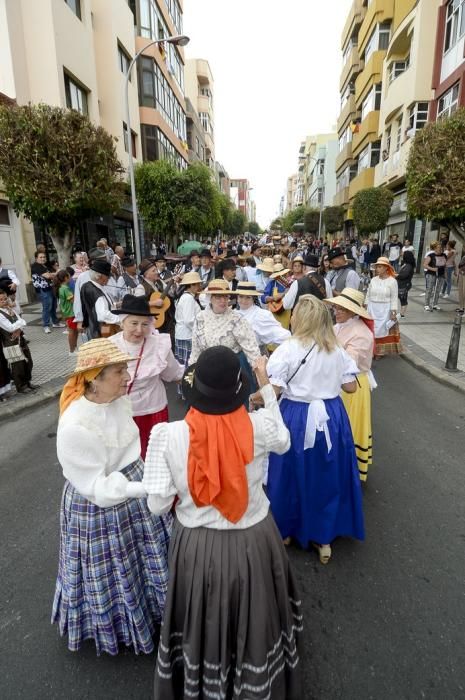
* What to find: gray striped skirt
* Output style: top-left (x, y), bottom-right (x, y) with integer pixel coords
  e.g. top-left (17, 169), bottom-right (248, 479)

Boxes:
top-left (154, 512), bottom-right (303, 699)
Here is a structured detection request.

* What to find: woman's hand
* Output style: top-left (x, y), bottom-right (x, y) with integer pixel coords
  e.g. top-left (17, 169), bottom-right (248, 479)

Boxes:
top-left (253, 356), bottom-right (269, 388)
top-left (249, 390), bottom-right (264, 409)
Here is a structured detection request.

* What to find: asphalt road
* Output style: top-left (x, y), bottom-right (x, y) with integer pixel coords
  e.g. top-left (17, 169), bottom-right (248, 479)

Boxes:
top-left (1, 358), bottom-right (465, 700)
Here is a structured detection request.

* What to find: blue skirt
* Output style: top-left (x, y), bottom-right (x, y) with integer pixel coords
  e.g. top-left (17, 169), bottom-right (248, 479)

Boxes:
top-left (51, 459), bottom-right (173, 655)
top-left (268, 398), bottom-right (365, 547)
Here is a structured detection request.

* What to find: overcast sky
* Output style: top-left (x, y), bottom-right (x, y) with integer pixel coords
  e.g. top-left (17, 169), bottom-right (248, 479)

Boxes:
top-left (183, 0), bottom-right (353, 227)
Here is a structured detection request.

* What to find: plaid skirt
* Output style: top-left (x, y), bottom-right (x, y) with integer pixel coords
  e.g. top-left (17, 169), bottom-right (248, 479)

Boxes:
top-left (51, 459), bottom-right (172, 655)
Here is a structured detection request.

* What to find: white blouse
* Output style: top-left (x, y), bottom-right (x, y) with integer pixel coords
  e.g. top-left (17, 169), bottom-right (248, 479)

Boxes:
top-left (57, 396), bottom-right (145, 508)
top-left (365, 275), bottom-right (398, 311)
top-left (237, 305), bottom-right (291, 346)
top-left (267, 338), bottom-right (359, 402)
top-left (143, 384), bottom-right (290, 529)
top-left (189, 307), bottom-right (261, 366)
top-left (175, 292), bottom-right (202, 340)
top-left (0, 311), bottom-right (26, 333)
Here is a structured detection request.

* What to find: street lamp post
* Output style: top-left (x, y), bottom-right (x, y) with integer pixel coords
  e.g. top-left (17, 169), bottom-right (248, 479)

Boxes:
top-left (124, 34), bottom-right (190, 263)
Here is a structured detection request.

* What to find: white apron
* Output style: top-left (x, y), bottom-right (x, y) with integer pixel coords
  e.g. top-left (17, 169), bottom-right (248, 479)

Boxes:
top-left (367, 301), bottom-right (390, 338)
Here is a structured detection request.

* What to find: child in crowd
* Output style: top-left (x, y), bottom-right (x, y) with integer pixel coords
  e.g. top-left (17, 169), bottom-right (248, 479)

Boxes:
top-left (55, 270), bottom-right (78, 355)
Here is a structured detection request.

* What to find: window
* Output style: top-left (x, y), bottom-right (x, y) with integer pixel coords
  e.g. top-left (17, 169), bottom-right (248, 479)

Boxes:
top-left (118, 43), bottom-right (132, 80)
top-left (199, 111), bottom-right (213, 136)
top-left (0, 203), bottom-right (10, 225)
top-left (141, 124), bottom-right (186, 170)
top-left (122, 122), bottom-right (137, 157)
top-left (340, 82), bottom-right (355, 109)
top-left (409, 102), bottom-right (429, 131)
top-left (195, 136), bottom-right (200, 156)
top-left (388, 56), bottom-right (410, 84)
top-left (361, 84), bottom-right (381, 120)
top-left (342, 37), bottom-right (356, 64)
top-left (437, 83), bottom-right (460, 119)
top-left (364, 22), bottom-right (391, 62)
top-left (338, 125), bottom-right (352, 152)
top-left (357, 141), bottom-right (381, 174)
top-left (166, 0), bottom-right (183, 34)
top-left (138, 0), bottom-right (184, 92)
top-left (444, 0), bottom-right (465, 53)
top-left (64, 72), bottom-right (88, 115)
top-left (139, 57), bottom-right (187, 142)
top-left (64, 0), bottom-right (81, 19)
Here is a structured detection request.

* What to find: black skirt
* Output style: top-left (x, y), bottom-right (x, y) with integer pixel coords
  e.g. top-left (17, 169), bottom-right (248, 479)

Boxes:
top-left (154, 512), bottom-right (303, 699)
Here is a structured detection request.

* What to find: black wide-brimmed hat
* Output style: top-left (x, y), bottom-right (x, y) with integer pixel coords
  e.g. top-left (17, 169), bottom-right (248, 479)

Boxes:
top-left (327, 246), bottom-right (345, 261)
top-left (182, 347), bottom-right (250, 415)
top-left (303, 254), bottom-right (320, 268)
top-left (90, 259), bottom-right (112, 276)
top-left (199, 248), bottom-right (212, 258)
top-left (113, 294), bottom-right (153, 316)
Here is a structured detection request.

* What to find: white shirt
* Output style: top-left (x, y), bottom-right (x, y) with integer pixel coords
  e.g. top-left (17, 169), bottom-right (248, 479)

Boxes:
top-left (73, 270), bottom-right (121, 322)
top-left (267, 338), bottom-right (359, 402)
top-left (0, 267), bottom-right (20, 287)
top-left (175, 292), bottom-right (202, 340)
top-left (143, 384), bottom-right (290, 528)
top-left (57, 396), bottom-right (146, 508)
top-left (283, 272), bottom-right (333, 310)
top-left (244, 266), bottom-right (258, 284)
top-left (92, 282), bottom-right (121, 324)
top-left (365, 275), bottom-right (398, 310)
top-left (237, 305), bottom-right (291, 346)
top-left (0, 310), bottom-right (26, 333)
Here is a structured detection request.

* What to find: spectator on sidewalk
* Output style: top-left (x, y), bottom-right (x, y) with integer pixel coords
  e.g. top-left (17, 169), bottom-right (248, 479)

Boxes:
top-left (71, 252), bottom-right (88, 282)
top-left (31, 251), bottom-right (65, 334)
top-left (55, 270), bottom-right (78, 355)
top-left (424, 242), bottom-right (446, 312)
top-left (397, 251), bottom-right (416, 318)
top-left (0, 286), bottom-right (36, 394)
top-left (387, 234), bottom-right (402, 272)
top-left (442, 240), bottom-right (457, 298)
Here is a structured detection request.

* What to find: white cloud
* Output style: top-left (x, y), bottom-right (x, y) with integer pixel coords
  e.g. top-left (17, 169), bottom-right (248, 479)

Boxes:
top-left (183, 0), bottom-right (353, 226)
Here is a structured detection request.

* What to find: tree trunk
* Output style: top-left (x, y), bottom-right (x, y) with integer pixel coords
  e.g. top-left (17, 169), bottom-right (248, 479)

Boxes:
top-left (447, 221), bottom-right (465, 247)
top-left (49, 227), bottom-right (75, 268)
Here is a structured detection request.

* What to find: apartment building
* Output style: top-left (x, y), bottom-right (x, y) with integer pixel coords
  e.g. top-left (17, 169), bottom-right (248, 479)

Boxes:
top-left (431, 0), bottom-right (465, 120)
top-left (184, 58), bottom-right (215, 169)
top-left (230, 179), bottom-right (254, 222)
top-left (374, 0), bottom-right (440, 257)
top-left (0, 0), bottom-right (188, 297)
top-left (299, 133), bottom-right (338, 212)
top-left (285, 174), bottom-right (299, 214)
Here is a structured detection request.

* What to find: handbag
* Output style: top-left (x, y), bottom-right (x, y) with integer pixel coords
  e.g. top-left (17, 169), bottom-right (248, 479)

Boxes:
top-left (3, 343), bottom-right (26, 364)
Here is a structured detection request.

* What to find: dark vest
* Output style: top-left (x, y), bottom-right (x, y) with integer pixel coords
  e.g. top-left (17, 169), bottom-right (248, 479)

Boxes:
top-left (294, 273), bottom-right (326, 306)
top-left (140, 277), bottom-right (162, 300)
top-left (81, 281), bottom-right (107, 339)
top-left (329, 267), bottom-right (351, 292)
top-left (0, 308), bottom-right (20, 346)
top-left (122, 272), bottom-right (139, 289)
top-left (0, 268), bottom-right (11, 283)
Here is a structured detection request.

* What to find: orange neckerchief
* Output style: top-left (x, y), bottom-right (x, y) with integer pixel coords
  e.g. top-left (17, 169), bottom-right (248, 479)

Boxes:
top-left (59, 367), bottom-right (102, 416)
top-left (185, 406), bottom-right (254, 524)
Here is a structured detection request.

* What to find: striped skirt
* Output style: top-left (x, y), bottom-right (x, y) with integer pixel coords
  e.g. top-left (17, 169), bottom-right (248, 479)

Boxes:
top-left (51, 459), bottom-right (173, 655)
top-left (154, 513), bottom-right (303, 699)
top-left (341, 373), bottom-right (373, 481)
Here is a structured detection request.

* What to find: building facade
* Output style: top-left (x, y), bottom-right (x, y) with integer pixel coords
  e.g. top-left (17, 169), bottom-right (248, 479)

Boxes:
top-left (184, 58), bottom-right (215, 169)
top-left (230, 179), bottom-right (254, 222)
top-left (430, 0), bottom-right (465, 120)
top-left (299, 133), bottom-right (338, 212)
top-left (285, 174), bottom-right (299, 214)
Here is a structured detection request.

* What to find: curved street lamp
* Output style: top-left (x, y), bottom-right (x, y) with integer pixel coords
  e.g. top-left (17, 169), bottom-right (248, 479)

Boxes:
top-left (124, 35), bottom-right (190, 263)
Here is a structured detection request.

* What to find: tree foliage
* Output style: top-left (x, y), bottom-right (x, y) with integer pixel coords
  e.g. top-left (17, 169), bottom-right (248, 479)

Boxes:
top-left (283, 205), bottom-right (305, 232)
top-left (247, 221), bottom-right (262, 237)
top-left (406, 108), bottom-right (465, 243)
top-left (323, 206), bottom-right (345, 235)
top-left (270, 217), bottom-right (283, 230)
top-left (353, 187), bottom-right (394, 235)
top-left (0, 103), bottom-right (125, 265)
top-left (304, 207), bottom-right (321, 235)
top-left (225, 209), bottom-right (247, 237)
top-left (135, 160), bottom-right (222, 248)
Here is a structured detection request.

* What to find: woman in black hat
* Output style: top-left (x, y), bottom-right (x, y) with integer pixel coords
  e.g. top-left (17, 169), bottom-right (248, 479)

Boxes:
top-left (109, 295), bottom-right (184, 458)
top-left (143, 348), bottom-right (302, 699)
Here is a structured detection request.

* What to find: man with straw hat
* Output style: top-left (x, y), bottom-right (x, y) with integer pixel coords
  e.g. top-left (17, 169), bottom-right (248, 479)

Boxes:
top-left (255, 257), bottom-right (275, 295)
top-left (236, 281), bottom-right (291, 350)
top-left (326, 288), bottom-right (377, 482)
top-left (260, 262), bottom-right (292, 329)
top-left (52, 338), bottom-right (172, 655)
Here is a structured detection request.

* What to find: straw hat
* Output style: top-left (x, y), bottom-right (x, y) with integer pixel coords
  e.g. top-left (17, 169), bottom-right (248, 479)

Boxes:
top-left (325, 288), bottom-right (372, 320)
top-left (180, 271), bottom-right (201, 286)
top-left (292, 255), bottom-right (304, 264)
top-left (205, 279), bottom-right (235, 295)
top-left (273, 254), bottom-right (282, 263)
top-left (235, 281), bottom-right (261, 296)
top-left (372, 256), bottom-right (395, 271)
top-left (270, 263), bottom-right (290, 279)
top-left (256, 257), bottom-right (275, 273)
top-left (70, 338), bottom-right (135, 376)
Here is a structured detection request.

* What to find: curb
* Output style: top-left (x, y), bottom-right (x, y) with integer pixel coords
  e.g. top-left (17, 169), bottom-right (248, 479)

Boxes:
top-left (400, 350), bottom-right (465, 396)
top-left (0, 378), bottom-right (62, 424)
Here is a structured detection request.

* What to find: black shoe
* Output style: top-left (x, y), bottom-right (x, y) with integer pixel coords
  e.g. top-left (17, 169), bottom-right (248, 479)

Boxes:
top-left (27, 383), bottom-right (39, 392)
top-left (16, 386), bottom-right (28, 393)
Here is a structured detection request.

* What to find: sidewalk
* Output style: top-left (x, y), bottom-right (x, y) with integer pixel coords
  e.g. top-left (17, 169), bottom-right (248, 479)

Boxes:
top-left (1, 279), bottom-right (464, 422)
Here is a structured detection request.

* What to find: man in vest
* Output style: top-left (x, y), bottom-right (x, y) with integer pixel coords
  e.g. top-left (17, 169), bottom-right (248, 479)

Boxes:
top-left (326, 247), bottom-right (361, 297)
top-left (118, 256), bottom-right (140, 292)
top-left (80, 259), bottom-right (121, 339)
top-left (282, 254), bottom-right (332, 310)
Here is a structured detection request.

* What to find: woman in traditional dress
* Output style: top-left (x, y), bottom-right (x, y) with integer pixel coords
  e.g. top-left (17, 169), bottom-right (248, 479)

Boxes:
top-left (236, 281), bottom-right (291, 350)
top-left (365, 256), bottom-right (401, 357)
top-left (110, 295), bottom-right (184, 459)
top-left (254, 295), bottom-right (364, 565)
top-left (174, 270), bottom-right (203, 373)
top-left (291, 255), bottom-right (305, 282)
top-left (0, 286), bottom-right (35, 394)
top-left (189, 278), bottom-right (260, 386)
top-left (143, 348), bottom-right (302, 699)
top-left (326, 287), bottom-right (376, 482)
top-left (52, 338), bottom-right (172, 655)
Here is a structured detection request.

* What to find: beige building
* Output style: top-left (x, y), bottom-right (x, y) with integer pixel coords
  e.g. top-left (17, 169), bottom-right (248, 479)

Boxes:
top-left (374, 0), bottom-right (441, 254)
top-left (184, 58), bottom-right (215, 169)
top-left (285, 174), bottom-right (299, 214)
top-left (299, 133), bottom-right (338, 212)
top-left (0, 0), bottom-right (188, 297)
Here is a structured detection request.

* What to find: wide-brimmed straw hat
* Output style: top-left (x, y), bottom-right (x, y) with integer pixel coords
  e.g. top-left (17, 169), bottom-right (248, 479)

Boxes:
top-left (235, 281), bottom-right (261, 296)
top-left (182, 347), bottom-right (249, 415)
top-left (256, 257), bottom-right (275, 273)
top-left (180, 271), bottom-right (201, 286)
top-left (325, 287), bottom-right (372, 320)
top-left (270, 263), bottom-right (290, 279)
top-left (205, 279), bottom-right (235, 295)
top-left (372, 256), bottom-right (395, 271)
top-left (292, 255), bottom-right (304, 264)
top-left (70, 338), bottom-right (135, 376)
top-left (113, 294), bottom-right (153, 317)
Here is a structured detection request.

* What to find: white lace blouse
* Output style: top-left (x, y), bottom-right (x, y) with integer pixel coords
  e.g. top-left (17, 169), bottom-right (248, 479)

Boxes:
top-left (57, 396), bottom-right (145, 507)
top-left (189, 307), bottom-right (261, 366)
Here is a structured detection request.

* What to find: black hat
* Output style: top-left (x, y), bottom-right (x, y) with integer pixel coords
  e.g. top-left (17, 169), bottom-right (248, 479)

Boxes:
top-left (327, 246), bottom-right (345, 261)
top-left (139, 258), bottom-right (157, 275)
top-left (121, 256), bottom-right (136, 268)
top-left (303, 254), bottom-right (319, 268)
top-left (225, 250), bottom-right (237, 258)
top-left (189, 249), bottom-right (201, 258)
top-left (199, 248), bottom-right (212, 258)
top-left (154, 255), bottom-right (166, 262)
top-left (182, 347), bottom-right (249, 415)
top-left (90, 259), bottom-right (112, 276)
top-left (88, 247), bottom-right (107, 261)
top-left (113, 294), bottom-right (153, 316)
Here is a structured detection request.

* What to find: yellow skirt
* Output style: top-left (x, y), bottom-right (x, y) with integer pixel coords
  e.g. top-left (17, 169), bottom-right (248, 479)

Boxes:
top-left (341, 372), bottom-right (372, 482)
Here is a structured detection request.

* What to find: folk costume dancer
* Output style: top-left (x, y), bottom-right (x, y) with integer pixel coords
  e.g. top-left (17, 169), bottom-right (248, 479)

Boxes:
top-left (365, 257), bottom-right (401, 357)
top-left (261, 263), bottom-right (292, 331)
